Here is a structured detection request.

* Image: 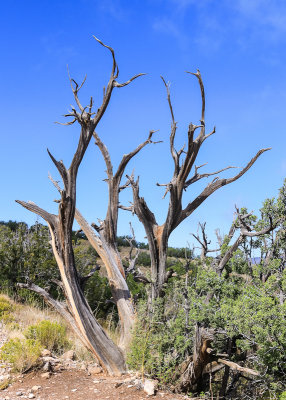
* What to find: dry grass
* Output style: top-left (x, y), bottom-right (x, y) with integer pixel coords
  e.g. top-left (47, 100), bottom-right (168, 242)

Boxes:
top-left (1, 294), bottom-right (93, 361)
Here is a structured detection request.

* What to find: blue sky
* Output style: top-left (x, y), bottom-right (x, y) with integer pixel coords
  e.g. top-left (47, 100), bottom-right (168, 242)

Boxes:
top-left (1, 0), bottom-right (286, 249)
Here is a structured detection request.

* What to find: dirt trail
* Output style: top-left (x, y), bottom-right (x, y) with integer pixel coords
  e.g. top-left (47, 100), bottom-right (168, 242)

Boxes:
top-left (0, 324), bottom-right (187, 400)
top-left (0, 369), bottom-right (189, 400)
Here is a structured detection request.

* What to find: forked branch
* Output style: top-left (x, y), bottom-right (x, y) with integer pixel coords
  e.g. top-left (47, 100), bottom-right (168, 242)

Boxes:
top-left (181, 148), bottom-right (271, 223)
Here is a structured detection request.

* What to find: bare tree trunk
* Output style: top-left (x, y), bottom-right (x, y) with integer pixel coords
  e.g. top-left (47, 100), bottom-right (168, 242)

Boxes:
top-left (128, 72), bottom-right (269, 301)
top-left (16, 202), bottom-right (126, 375)
top-left (16, 38), bottom-right (145, 375)
top-left (75, 209), bottom-right (135, 350)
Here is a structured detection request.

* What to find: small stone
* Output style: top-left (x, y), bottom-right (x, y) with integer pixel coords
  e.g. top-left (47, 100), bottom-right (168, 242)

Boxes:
top-left (16, 392), bottom-right (23, 397)
top-left (127, 384), bottom-right (133, 388)
top-left (93, 380), bottom-right (101, 384)
top-left (41, 372), bottom-right (51, 379)
top-left (134, 378), bottom-right (142, 387)
top-left (43, 361), bottom-right (53, 372)
top-left (53, 364), bottom-right (63, 372)
top-left (31, 385), bottom-right (41, 392)
top-left (61, 350), bottom-right (75, 361)
top-left (80, 362), bottom-right (87, 370)
top-left (87, 365), bottom-right (102, 375)
top-left (41, 349), bottom-right (51, 357)
top-left (115, 382), bottom-right (123, 388)
top-left (143, 379), bottom-right (158, 396)
top-left (28, 394), bottom-right (35, 399)
top-left (71, 388), bottom-right (77, 392)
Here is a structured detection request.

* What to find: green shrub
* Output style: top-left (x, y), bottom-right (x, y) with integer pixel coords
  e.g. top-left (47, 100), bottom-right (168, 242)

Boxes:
top-left (1, 312), bottom-right (15, 325)
top-left (25, 320), bottom-right (70, 354)
top-left (0, 297), bottom-right (14, 318)
top-left (137, 252), bottom-right (151, 266)
top-left (0, 338), bottom-right (41, 372)
top-left (127, 299), bottom-right (192, 384)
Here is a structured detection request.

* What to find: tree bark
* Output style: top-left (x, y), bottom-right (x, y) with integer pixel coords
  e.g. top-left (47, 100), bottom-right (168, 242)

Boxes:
top-left (16, 38), bottom-right (145, 375)
top-left (75, 209), bottom-right (135, 350)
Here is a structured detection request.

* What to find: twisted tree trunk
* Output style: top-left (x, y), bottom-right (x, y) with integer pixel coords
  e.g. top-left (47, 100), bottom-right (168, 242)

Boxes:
top-left (16, 37), bottom-right (144, 374)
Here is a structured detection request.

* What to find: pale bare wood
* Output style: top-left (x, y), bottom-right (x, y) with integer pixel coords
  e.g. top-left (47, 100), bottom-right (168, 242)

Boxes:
top-left (16, 37), bottom-right (146, 374)
top-left (217, 358), bottom-right (259, 376)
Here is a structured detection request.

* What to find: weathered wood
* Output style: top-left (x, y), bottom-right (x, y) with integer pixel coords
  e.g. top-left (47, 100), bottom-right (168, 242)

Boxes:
top-left (217, 358), bottom-right (259, 376)
top-left (16, 38), bottom-right (145, 375)
top-left (75, 209), bottom-right (135, 350)
top-left (129, 71), bottom-right (270, 300)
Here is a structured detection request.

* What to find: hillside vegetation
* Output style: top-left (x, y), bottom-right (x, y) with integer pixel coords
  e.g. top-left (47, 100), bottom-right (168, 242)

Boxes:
top-left (0, 180), bottom-right (286, 399)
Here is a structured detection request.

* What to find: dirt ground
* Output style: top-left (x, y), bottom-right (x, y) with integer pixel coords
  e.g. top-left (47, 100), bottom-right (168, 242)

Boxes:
top-left (0, 370), bottom-right (188, 400)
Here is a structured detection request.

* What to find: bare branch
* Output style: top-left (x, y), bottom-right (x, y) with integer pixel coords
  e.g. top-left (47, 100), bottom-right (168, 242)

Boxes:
top-left (186, 69), bottom-right (205, 139)
top-left (47, 149), bottom-right (68, 188)
top-left (67, 66), bottom-right (86, 113)
top-left (15, 200), bottom-right (57, 226)
top-left (55, 118), bottom-right (77, 126)
top-left (93, 132), bottom-right (113, 179)
top-left (114, 130), bottom-right (160, 182)
top-left (161, 76), bottom-right (175, 123)
top-left (161, 76), bottom-right (178, 170)
top-left (185, 164), bottom-right (238, 189)
top-left (118, 203), bottom-right (134, 213)
top-left (114, 73), bottom-right (147, 87)
top-left (217, 358), bottom-right (259, 376)
top-left (202, 126), bottom-right (216, 143)
top-left (48, 173), bottom-right (62, 194)
top-left (181, 148), bottom-right (271, 223)
top-left (93, 36), bottom-right (118, 78)
top-left (127, 174), bottom-right (157, 228)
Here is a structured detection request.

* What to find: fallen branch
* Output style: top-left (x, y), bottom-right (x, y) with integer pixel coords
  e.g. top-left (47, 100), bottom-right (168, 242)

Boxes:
top-left (217, 358), bottom-right (259, 376)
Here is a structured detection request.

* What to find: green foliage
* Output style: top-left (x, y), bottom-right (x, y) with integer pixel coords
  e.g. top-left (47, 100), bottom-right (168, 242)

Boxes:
top-left (167, 247), bottom-right (192, 258)
top-left (0, 296), bottom-right (15, 326)
top-left (127, 297), bottom-right (192, 384)
top-left (0, 296), bottom-right (14, 317)
top-left (0, 222), bottom-right (58, 297)
top-left (128, 254), bottom-right (286, 397)
top-left (137, 251), bottom-right (151, 266)
top-left (126, 274), bottom-right (146, 299)
top-left (0, 338), bottom-right (42, 372)
top-left (24, 320), bottom-right (70, 354)
top-left (116, 235), bottom-right (148, 249)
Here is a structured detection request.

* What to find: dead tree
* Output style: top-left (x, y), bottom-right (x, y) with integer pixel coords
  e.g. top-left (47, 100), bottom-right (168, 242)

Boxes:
top-left (192, 207), bottom-right (276, 277)
top-left (178, 325), bottom-right (259, 394)
top-left (16, 37), bottom-right (145, 375)
top-left (216, 206), bottom-right (276, 276)
top-left (192, 222), bottom-right (220, 266)
top-left (127, 72), bottom-right (270, 300)
top-left (73, 129), bottom-right (158, 349)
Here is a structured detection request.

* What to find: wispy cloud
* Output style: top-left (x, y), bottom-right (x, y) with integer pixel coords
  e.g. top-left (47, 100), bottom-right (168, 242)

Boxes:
top-left (153, 17), bottom-right (189, 50)
top-left (233, 0), bottom-right (286, 37)
top-left (97, 0), bottom-right (129, 21)
top-left (152, 0), bottom-right (286, 56)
